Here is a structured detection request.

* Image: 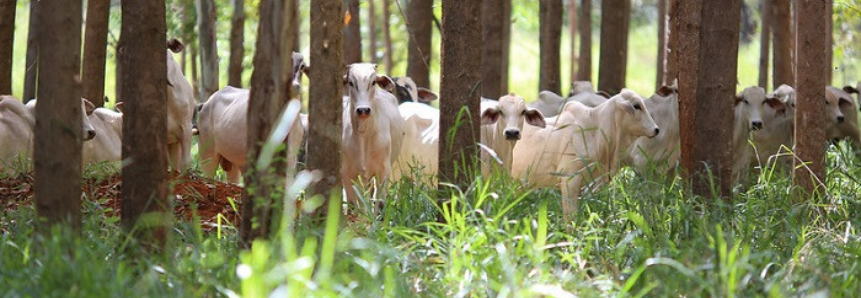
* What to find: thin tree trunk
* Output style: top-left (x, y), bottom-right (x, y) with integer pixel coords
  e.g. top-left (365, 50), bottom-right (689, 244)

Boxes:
top-left (539, 0), bottom-right (563, 94)
top-left (382, 0), bottom-right (393, 75)
top-left (438, 0), bottom-right (481, 197)
top-left (758, 0), bottom-right (770, 88)
top-left (23, 0), bottom-right (39, 101)
top-left (197, 0), bottom-right (218, 101)
top-left (656, 0), bottom-right (668, 89)
top-left (115, 32), bottom-right (123, 102)
top-left (228, 0), bottom-right (245, 87)
top-left (676, 0), bottom-right (740, 199)
top-left (824, 0), bottom-right (831, 85)
top-left (772, 0), bottom-right (793, 88)
top-left (82, 0), bottom-right (111, 107)
top-left (368, 0), bottom-right (378, 64)
top-left (0, 0), bottom-right (16, 95)
top-left (597, 0), bottom-right (630, 95)
top-left (121, 0), bottom-right (170, 248)
top-left (343, 0), bottom-right (362, 64)
top-left (34, 0), bottom-right (84, 230)
top-left (307, 0), bottom-right (343, 203)
top-left (666, 0), bottom-right (679, 82)
top-left (792, 0), bottom-right (827, 196)
top-left (190, 43), bottom-right (199, 98)
top-left (500, 0), bottom-right (511, 93)
top-left (569, 0), bottom-right (577, 87)
top-left (293, 0), bottom-right (300, 52)
top-left (407, 0), bottom-right (432, 88)
top-left (575, 0), bottom-right (591, 81)
top-left (481, 0), bottom-right (504, 98)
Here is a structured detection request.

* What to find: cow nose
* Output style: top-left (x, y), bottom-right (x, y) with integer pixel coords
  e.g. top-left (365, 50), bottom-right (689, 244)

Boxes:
top-left (653, 127), bottom-right (660, 136)
top-left (85, 130), bottom-right (96, 140)
top-left (751, 121), bottom-right (763, 130)
top-left (504, 130), bottom-right (520, 140)
top-left (837, 115), bottom-right (845, 123)
top-left (356, 107), bottom-right (371, 116)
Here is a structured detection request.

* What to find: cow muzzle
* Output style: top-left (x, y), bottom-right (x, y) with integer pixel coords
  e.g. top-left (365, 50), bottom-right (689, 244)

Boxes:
top-left (356, 107), bottom-right (372, 118)
top-left (504, 130), bottom-right (521, 140)
top-left (837, 115), bottom-right (845, 123)
top-left (84, 129), bottom-right (96, 141)
top-left (750, 121), bottom-right (763, 130)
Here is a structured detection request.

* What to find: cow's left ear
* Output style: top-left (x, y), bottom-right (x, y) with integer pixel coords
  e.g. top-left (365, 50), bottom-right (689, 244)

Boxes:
top-left (657, 85), bottom-right (675, 97)
top-left (481, 107), bottom-right (501, 125)
top-left (83, 99), bottom-right (96, 115)
top-left (524, 108), bottom-right (546, 128)
top-left (843, 86), bottom-right (859, 94)
top-left (765, 97), bottom-right (787, 116)
top-left (839, 97), bottom-right (854, 108)
top-left (417, 88), bottom-right (438, 103)
top-left (376, 76), bottom-right (396, 92)
top-left (115, 102), bottom-right (124, 113)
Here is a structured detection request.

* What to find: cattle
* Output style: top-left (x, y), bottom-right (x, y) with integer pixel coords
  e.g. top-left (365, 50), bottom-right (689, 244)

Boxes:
top-left (165, 39), bottom-right (197, 172)
top-left (0, 96), bottom-right (96, 174)
top-left (750, 84), bottom-right (795, 169)
top-left (480, 93), bottom-right (546, 175)
top-left (731, 86), bottom-right (787, 184)
top-left (394, 102), bottom-right (439, 182)
top-left (82, 105), bottom-right (124, 168)
top-left (825, 86), bottom-right (860, 156)
top-left (512, 89), bottom-right (659, 222)
top-left (390, 76), bottom-right (438, 104)
top-left (624, 83), bottom-right (680, 175)
top-left (531, 84), bottom-right (609, 117)
top-left (844, 83), bottom-right (859, 110)
top-left (341, 63), bottom-right (405, 206)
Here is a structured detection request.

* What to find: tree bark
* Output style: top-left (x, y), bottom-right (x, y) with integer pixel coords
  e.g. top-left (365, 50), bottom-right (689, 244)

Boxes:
top-left (228, 0), bottom-right (245, 87)
top-left (792, 0), bottom-right (827, 196)
top-left (758, 0), bottom-right (770, 88)
top-left (481, 0), bottom-right (504, 98)
top-left (0, 0), bottom-right (16, 95)
top-left (438, 0), bottom-right (481, 194)
top-left (676, 0), bottom-right (740, 199)
top-left (307, 0), bottom-right (343, 202)
top-left (197, 0), bottom-right (218, 101)
top-left (115, 32), bottom-right (124, 102)
top-left (382, 0), bottom-right (393, 75)
top-left (568, 0), bottom-right (577, 86)
top-left (824, 0), bottom-right (831, 85)
top-left (293, 0), bottom-right (300, 52)
top-left (407, 0), bottom-right (432, 88)
top-left (597, 0), bottom-right (630, 95)
top-left (368, 0), bottom-right (378, 64)
top-left (575, 0), bottom-right (591, 81)
top-left (82, 0), bottom-right (111, 107)
top-left (34, 0), bottom-right (84, 230)
top-left (190, 43), bottom-right (199, 97)
top-left (666, 0), bottom-right (679, 82)
top-left (120, 0), bottom-right (170, 247)
top-left (500, 0), bottom-right (511, 92)
top-left (343, 0), bottom-right (362, 64)
top-left (772, 0), bottom-right (793, 89)
top-left (539, 0), bottom-right (562, 94)
top-left (656, 0), bottom-right (668, 88)
top-left (23, 0), bottom-right (39, 101)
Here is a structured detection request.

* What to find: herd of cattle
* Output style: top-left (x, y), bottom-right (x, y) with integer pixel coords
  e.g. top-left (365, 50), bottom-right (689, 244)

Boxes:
top-left (1, 40), bottom-right (860, 217)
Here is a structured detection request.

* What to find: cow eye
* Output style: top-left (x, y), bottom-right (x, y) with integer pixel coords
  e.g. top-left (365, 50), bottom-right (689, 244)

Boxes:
top-left (348, 81), bottom-right (354, 87)
top-left (743, 100), bottom-right (749, 104)
top-left (633, 104), bottom-right (642, 110)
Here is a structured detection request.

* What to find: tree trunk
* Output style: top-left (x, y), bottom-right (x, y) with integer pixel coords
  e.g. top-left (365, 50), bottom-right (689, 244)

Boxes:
top-left (197, 0), bottom-right (218, 101)
top-left (772, 0), bottom-right (793, 89)
top-left (824, 0), bottom-right (831, 85)
top-left (343, 0), bottom-right (362, 64)
top-left (293, 0), bottom-right (300, 52)
top-left (115, 32), bottom-right (124, 102)
top-left (34, 0), bottom-right (84, 230)
top-left (758, 0), bottom-right (770, 88)
top-left (656, 0), bottom-right (668, 88)
top-left (500, 0), bottom-right (511, 93)
top-left (676, 0), bottom-right (740, 199)
top-left (120, 0), bottom-right (170, 248)
top-left (190, 43), bottom-right (199, 97)
top-left (575, 0), bottom-right (591, 81)
top-left (568, 0), bottom-right (577, 86)
top-left (792, 0), bottom-right (827, 196)
top-left (382, 0), bottom-right (393, 75)
top-left (438, 0), bottom-right (481, 195)
top-left (81, 0), bottom-right (111, 107)
top-left (0, 0), bottom-right (15, 95)
top-left (368, 0), bottom-right (378, 64)
top-left (23, 0), bottom-right (39, 101)
top-left (407, 0), bottom-right (432, 88)
top-left (666, 0), bottom-right (679, 82)
top-left (598, 0), bottom-right (630, 95)
top-left (307, 0), bottom-right (343, 202)
top-left (481, 0), bottom-right (504, 98)
top-left (539, 0), bottom-right (562, 94)
top-left (228, 0), bottom-right (245, 87)
top-left (241, 0), bottom-right (291, 245)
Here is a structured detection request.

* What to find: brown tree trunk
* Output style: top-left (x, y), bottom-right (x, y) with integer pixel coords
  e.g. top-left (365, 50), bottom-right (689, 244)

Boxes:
top-left (500, 0), bottom-right (511, 92)
top-left (539, 0), bottom-right (562, 94)
top-left (824, 0), bottom-right (831, 85)
top-left (677, 0), bottom-right (740, 199)
top-left (81, 0), bottom-right (111, 107)
top-left (481, 0), bottom-right (504, 98)
top-left (23, 0), bottom-right (39, 101)
top-left (190, 43), bottom-right (199, 98)
top-left (438, 0), bottom-right (481, 194)
top-left (598, 0), bottom-right (630, 95)
top-left (575, 0), bottom-right (591, 81)
top-left (197, 0), bottom-right (218, 101)
top-left (307, 0), bottom-right (343, 202)
top-left (228, 0), bottom-right (245, 87)
top-left (772, 0), bottom-right (793, 89)
top-left (382, 0), bottom-right (393, 75)
top-left (241, 0), bottom-right (291, 245)
top-left (656, 0), bottom-right (668, 88)
top-left (293, 0), bottom-right (300, 52)
top-left (792, 0), bottom-right (827, 196)
top-left (569, 0), bottom-right (577, 86)
top-left (368, 0), bottom-right (378, 64)
top-left (758, 0), bottom-right (770, 88)
top-left (407, 0), bottom-right (432, 88)
top-left (0, 0), bottom-right (15, 95)
top-left (115, 32), bottom-right (124, 102)
top-left (343, 0), bottom-right (362, 64)
top-left (666, 0), bottom-right (679, 82)
top-left (120, 0), bottom-right (170, 247)
top-left (34, 0), bottom-right (84, 230)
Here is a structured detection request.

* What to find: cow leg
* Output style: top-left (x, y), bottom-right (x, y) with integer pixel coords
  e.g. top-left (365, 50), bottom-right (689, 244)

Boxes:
top-left (226, 167), bottom-right (242, 184)
top-left (179, 128), bottom-right (192, 171)
top-left (167, 142), bottom-right (182, 173)
top-left (200, 154), bottom-right (220, 179)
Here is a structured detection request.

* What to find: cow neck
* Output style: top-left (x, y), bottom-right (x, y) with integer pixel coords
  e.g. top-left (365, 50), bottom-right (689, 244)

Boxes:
top-left (592, 100), bottom-right (628, 174)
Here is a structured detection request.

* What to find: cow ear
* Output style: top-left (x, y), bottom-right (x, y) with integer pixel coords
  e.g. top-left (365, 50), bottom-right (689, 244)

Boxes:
top-left (83, 99), bottom-right (96, 115)
top-left (166, 39), bottom-right (184, 53)
top-left (115, 102), bottom-right (124, 113)
top-left (524, 108), bottom-right (546, 128)
top-left (618, 100), bottom-right (635, 115)
top-left (303, 64), bottom-right (311, 77)
top-left (597, 91), bottom-right (611, 98)
top-left (765, 97), bottom-right (787, 116)
top-left (839, 97), bottom-right (854, 108)
top-left (735, 93), bottom-right (742, 105)
top-left (376, 76), bottom-right (396, 92)
top-left (657, 86), bottom-right (674, 97)
top-left (843, 86), bottom-right (859, 94)
top-left (417, 88), bottom-right (438, 103)
top-left (481, 107), bottom-right (501, 125)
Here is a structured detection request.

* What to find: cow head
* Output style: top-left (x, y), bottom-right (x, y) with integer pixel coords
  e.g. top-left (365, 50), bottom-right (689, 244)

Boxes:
top-left (291, 52), bottom-right (307, 99)
top-left (614, 89), bottom-right (660, 138)
top-left (481, 93), bottom-right (546, 141)
top-left (26, 98), bottom-right (97, 141)
top-left (344, 63), bottom-right (394, 120)
top-left (390, 76), bottom-right (438, 104)
top-left (735, 86), bottom-right (779, 131)
top-left (767, 84), bottom-right (795, 117)
top-left (568, 81), bottom-right (596, 97)
top-left (826, 86), bottom-right (854, 124)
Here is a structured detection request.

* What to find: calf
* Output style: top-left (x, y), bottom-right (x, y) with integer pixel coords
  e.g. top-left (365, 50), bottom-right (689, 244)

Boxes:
top-left (750, 84), bottom-right (795, 169)
top-left (512, 89), bottom-right (659, 222)
top-left (341, 63), bottom-right (405, 205)
top-left (82, 105), bottom-right (124, 168)
top-left (390, 76), bottom-right (438, 104)
top-left (480, 93), bottom-right (546, 175)
top-left (624, 83), bottom-right (680, 175)
top-left (394, 102), bottom-right (439, 182)
top-left (825, 86), bottom-right (861, 155)
top-left (531, 85), bottom-right (608, 117)
top-left (166, 39), bottom-right (197, 172)
top-left (731, 86), bottom-right (787, 184)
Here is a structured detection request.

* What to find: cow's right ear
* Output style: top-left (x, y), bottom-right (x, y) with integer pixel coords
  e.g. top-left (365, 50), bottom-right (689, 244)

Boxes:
top-left (481, 107), bottom-right (501, 125)
top-left (657, 86), bottom-right (675, 97)
top-left (597, 91), bottom-right (612, 99)
top-left (734, 93), bottom-right (743, 106)
top-left (376, 76), bottom-right (396, 92)
top-left (417, 88), bottom-right (438, 103)
top-left (115, 102), bottom-right (124, 113)
top-left (302, 64), bottom-right (311, 77)
top-left (83, 99), bottom-right (96, 115)
top-left (765, 97), bottom-right (787, 116)
top-left (167, 39), bottom-right (184, 53)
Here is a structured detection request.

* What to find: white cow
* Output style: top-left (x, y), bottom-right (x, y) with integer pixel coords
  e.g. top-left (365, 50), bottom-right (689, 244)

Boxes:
top-left (624, 83), bottom-right (680, 175)
top-left (750, 84), bottom-right (794, 169)
top-left (531, 85), bottom-right (608, 117)
top-left (825, 86), bottom-right (861, 155)
top-left (341, 63), bottom-right (405, 205)
top-left (731, 86), bottom-right (788, 184)
top-left (394, 102), bottom-right (439, 182)
top-left (390, 76), bottom-right (438, 105)
top-left (480, 93), bottom-right (546, 175)
top-left (166, 39), bottom-right (197, 172)
top-left (82, 105), bottom-right (124, 168)
top-left (512, 89), bottom-right (659, 222)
